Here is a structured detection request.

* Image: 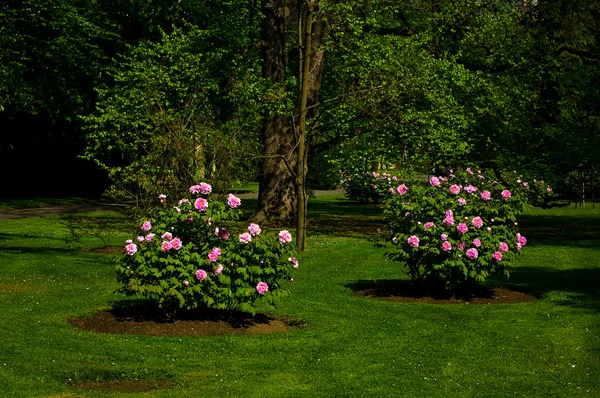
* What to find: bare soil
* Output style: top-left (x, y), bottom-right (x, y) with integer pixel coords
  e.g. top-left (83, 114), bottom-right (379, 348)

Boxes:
top-left (350, 280), bottom-right (537, 304)
top-left (69, 305), bottom-right (305, 337)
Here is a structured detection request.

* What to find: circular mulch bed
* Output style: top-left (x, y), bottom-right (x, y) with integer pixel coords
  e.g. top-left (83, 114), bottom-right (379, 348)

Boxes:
top-left (69, 305), bottom-right (305, 337)
top-left (350, 280), bottom-right (537, 305)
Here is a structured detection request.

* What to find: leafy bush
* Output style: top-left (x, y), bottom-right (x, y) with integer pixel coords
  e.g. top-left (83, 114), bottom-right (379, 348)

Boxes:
top-left (342, 171), bottom-right (401, 203)
top-left (382, 167), bottom-right (554, 291)
top-left (116, 184), bottom-right (298, 315)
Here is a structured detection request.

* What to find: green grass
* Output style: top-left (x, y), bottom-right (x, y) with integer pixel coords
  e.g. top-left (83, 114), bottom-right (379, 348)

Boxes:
top-left (0, 200), bottom-right (599, 396)
top-left (0, 196), bottom-right (102, 210)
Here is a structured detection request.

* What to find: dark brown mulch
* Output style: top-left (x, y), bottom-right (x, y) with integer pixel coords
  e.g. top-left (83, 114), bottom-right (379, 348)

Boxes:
top-left (71, 379), bottom-right (174, 393)
top-left (350, 280), bottom-right (537, 304)
top-left (69, 305), bottom-right (305, 337)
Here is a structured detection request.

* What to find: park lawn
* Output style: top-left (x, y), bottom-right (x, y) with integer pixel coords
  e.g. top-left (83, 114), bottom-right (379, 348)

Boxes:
top-left (0, 197), bottom-right (599, 397)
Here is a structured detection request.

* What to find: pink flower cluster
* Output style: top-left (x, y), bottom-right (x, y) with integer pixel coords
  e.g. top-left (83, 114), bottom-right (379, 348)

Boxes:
top-left (279, 230), bottom-right (292, 244)
top-left (161, 235), bottom-right (182, 251)
top-left (239, 232), bottom-right (252, 244)
top-left (407, 235), bottom-right (420, 248)
top-left (195, 269), bottom-right (207, 281)
top-left (208, 247), bottom-right (221, 262)
top-left (256, 281), bottom-right (269, 295)
top-left (125, 242), bottom-right (137, 255)
top-left (194, 198), bottom-right (208, 211)
top-left (248, 223), bottom-right (261, 236)
top-left (288, 257), bottom-right (299, 269)
top-left (227, 194), bottom-right (241, 208)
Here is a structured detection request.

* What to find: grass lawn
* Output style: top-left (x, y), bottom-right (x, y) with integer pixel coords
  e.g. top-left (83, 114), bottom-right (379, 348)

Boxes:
top-left (0, 197), bottom-right (599, 397)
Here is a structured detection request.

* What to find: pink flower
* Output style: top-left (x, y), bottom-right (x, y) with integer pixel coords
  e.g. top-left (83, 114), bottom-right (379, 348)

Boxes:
top-left (516, 233), bottom-right (527, 246)
top-left (278, 230), bottom-right (293, 244)
top-left (430, 176), bottom-right (441, 187)
top-left (195, 269), bottom-right (207, 281)
top-left (471, 217), bottom-right (483, 228)
top-left (449, 184), bottom-right (461, 195)
top-left (493, 252), bottom-right (503, 261)
top-left (174, 206), bottom-right (181, 212)
top-left (441, 233), bottom-right (448, 240)
top-left (227, 194), bottom-right (241, 208)
top-left (457, 223), bottom-right (468, 234)
top-left (141, 221), bottom-right (152, 231)
top-left (389, 188), bottom-right (395, 194)
top-left (443, 216), bottom-right (455, 226)
top-left (407, 235), bottom-right (420, 248)
top-left (171, 238), bottom-right (182, 250)
top-left (178, 199), bottom-right (188, 205)
top-left (457, 198), bottom-right (466, 206)
top-left (183, 280), bottom-right (189, 286)
top-left (499, 242), bottom-right (509, 252)
top-left (424, 222), bottom-right (434, 229)
top-left (473, 238), bottom-right (481, 247)
top-left (501, 190), bottom-right (511, 200)
top-left (466, 248), bottom-right (478, 260)
top-left (137, 235), bottom-right (144, 242)
top-left (466, 167), bottom-right (474, 175)
top-left (125, 243), bottom-right (137, 256)
top-left (126, 239), bottom-right (133, 244)
top-left (464, 185), bottom-right (478, 193)
top-left (373, 185), bottom-right (377, 189)
top-left (239, 232), bottom-right (252, 244)
top-left (194, 197), bottom-right (208, 211)
top-left (405, 212), bottom-right (411, 217)
top-left (161, 241), bottom-right (172, 251)
top-left (199, 182), bottom-right (212, 194)
top-left (446, 210), bottom-right (454, 218)
top-left (145, 233), bottom-right (155, 242)
top-left (158, 194), bottom-right (166, 199)
top-left (480, 191), bottom-right (491, 201)
top-left (248, 223), bottom-right (262, 236)
top-left (161, 232), bottom-right (173, 240)
top-left (442, 241), bottom-right (452, 251)
top-left (214, 264), bottom-right (223, 276)
top-left (208, 251), bottom-right (219, 262)
top-left (189, 185), bottom-right (201, 194)
top-left (523, 182), bottom-right (529, 187)
top-left (288, 257), bottom-right (299, 269)
top-left (212, 247), bottom-right (222, 256)
top-left (397, 184), bottom-right (408, 195)
top-left (547, 187), bottom-right (552, 192)
top-left (256, 281), bottom-right (269, 295)
top-left (219, 228), bottom-right (230, 240)
top-left (458, 241), bottom-right (466, 251)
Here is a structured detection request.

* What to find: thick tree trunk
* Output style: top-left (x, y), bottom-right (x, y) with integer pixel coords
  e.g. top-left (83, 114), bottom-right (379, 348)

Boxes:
top-left (252, 0), bottom-right (297, 225)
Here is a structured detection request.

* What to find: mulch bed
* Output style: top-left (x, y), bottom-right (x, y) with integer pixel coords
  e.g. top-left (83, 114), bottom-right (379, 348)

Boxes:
top-left (69, 305), bottom-right (305, 337)
top-left (350, 280), bottom-right (537, 304)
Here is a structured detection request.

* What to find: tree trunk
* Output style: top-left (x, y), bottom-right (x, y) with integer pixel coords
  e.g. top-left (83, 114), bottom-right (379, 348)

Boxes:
top-left (252, 0), bottom-right (297, 226)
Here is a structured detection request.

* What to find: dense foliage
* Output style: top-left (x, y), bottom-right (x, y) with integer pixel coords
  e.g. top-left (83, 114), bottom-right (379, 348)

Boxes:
top-left (116, 184), bottom-right (298, 315)
top-left (382, 167), bottom-right (554, 291)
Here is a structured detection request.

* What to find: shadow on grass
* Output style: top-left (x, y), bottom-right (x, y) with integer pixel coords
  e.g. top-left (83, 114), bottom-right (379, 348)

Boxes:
top-left (518, 214), bottom-right (600, 250)
top-left (307, 198), bottom-right (385, 237)
top-left (508, 266), bottom-right (600, 311)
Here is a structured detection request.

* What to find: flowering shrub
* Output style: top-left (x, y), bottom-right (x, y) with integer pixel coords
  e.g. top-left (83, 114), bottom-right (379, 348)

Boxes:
top-left (342, 171), bottom-right (401, 203)
top-left (116, 185), bottom-right (298, 315)
top-left (382, 168), bottom-right (553, 291)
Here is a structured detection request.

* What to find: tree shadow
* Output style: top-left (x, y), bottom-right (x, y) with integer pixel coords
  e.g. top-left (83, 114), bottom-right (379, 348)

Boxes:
top-left (518, 214), bottom-right (600, 249)
top-left (507, 266), bottom-right (600, 311)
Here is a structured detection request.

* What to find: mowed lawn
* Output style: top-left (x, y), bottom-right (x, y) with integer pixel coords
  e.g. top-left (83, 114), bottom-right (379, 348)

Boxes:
top-left (0, 196), bottom-right (599, 397)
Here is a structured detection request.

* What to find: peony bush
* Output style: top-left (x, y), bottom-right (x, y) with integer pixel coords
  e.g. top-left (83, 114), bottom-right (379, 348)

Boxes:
top-left (116, 184), bottom-right (298, 315)
top-left (342, 171), bottom-right (401, 203)
top-left (382, 168), bottom-right (553, 291)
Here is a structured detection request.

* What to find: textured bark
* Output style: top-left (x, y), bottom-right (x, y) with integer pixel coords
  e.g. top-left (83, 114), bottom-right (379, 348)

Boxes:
top-left (252, 0), bottom-right (297, 225)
